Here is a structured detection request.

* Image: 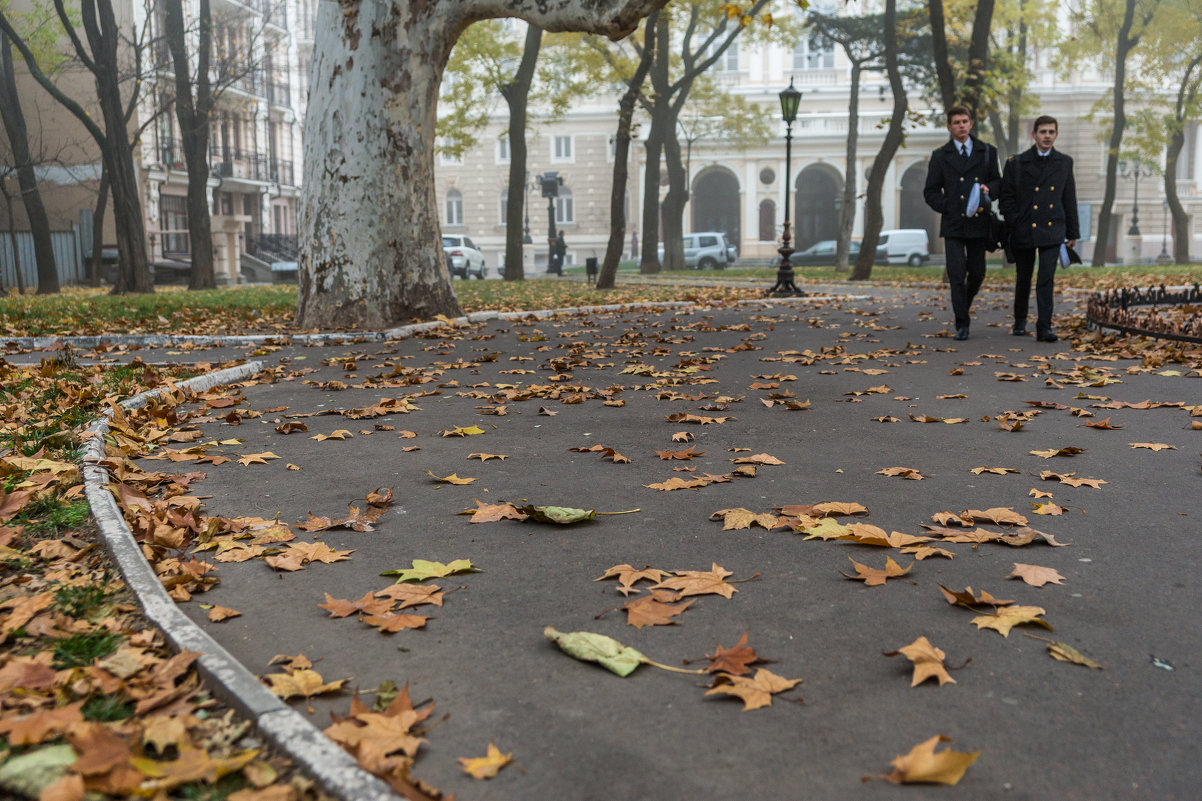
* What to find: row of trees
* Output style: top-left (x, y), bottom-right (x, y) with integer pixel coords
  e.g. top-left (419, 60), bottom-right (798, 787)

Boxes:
top-left (0, 0), bottom-right (277, 294)
top-left (2, 0), bottom-right (1200, 323)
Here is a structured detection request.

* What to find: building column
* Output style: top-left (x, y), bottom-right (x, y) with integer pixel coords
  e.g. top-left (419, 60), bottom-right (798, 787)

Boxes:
top-left (744, 161), bottom-right (757, 252)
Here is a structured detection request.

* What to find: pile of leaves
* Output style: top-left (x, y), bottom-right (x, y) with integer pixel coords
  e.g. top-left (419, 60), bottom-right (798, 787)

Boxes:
top-left (0, 355), bottom-right (334, 801)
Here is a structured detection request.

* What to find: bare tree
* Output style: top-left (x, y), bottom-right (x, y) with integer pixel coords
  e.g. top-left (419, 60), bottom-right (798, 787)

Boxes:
top-left (0, 0), bottom-right (153, 293)
top-left (597, 10), bottom-right (657, 289)
top-left (500, 24), bottom-right (542, 282)
top-left (0, 32), bottom-right (58, 293)
top-left (851, 0), bottom-right (907, 281)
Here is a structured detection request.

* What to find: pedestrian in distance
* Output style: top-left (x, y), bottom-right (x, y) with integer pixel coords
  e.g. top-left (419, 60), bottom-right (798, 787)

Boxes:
top-left (552, 230), bottom-right (567, 275)
top-left (999, 115), bottom-right (1079, 343)
top-left (922, 105), bottom-right (1002, 342)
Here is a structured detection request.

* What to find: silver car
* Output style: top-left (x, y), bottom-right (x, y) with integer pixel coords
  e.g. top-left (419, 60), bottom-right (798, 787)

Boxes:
top-left (442, 235), bottom-right (486, 279)
top-left (658, 232), bottom-right (737, 269)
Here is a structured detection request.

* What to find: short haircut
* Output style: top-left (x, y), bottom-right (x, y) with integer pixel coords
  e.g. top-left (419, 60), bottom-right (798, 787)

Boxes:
top-left (947, 105), bottom-right (972, 123)
top-left (1032, 115), bottom-right (1058, 132)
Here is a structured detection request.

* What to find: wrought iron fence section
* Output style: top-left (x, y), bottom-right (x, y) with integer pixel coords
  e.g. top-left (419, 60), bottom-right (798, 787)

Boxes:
top-left (1086, 284), bottom-right (1202, 344)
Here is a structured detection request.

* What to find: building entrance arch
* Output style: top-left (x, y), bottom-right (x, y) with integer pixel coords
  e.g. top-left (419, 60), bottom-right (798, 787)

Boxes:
top-left (692, 168), bottom-right (741, 247)
top-left (900, 162), bottom-right (940, 253)
top-left (795, 164), bottom-right (841, 251)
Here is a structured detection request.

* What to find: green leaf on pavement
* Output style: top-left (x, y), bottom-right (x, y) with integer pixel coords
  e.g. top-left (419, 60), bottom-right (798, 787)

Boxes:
top-left (517, 505), bottom-right (597, 525)
top-left (543, 627), bottom-right (703, 677)
top-left (382, 558), bottom-right (480, 583)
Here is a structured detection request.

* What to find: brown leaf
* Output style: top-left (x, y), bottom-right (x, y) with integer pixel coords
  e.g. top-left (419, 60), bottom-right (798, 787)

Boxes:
top-left (1039, 470), bottom-right (1107, 489)
top-left (458, 741), bottom-right (512, 779)
top-left (1008, 563), bottom-right (1066, 587)
top-left (970, 466), bottom-right (1019, 475)
top-left (883, 636), bottom-right (956, 687)
top-left (671, 431), bottom-right (694, 442)
top-left (653, 563), bottom-right (739, 599)
top-left (841, 556), bottom-right (912, 586)
top-left (467, 452), bottom-right (508, 461)
top-left (465, 500), bottom-right (528, 523)
top-left (263, 668), bottom-right (349, 701)
top-left (622, 594), bottom-right (695, 628)
top-left (1129, 442), bottom-right (1175, 451)
top-left (730, 453), bottom-right (784, 465)
top-left (709, 508), bottom-right (781, 531)
top-left (963, 507), bottom-right (1028, 526)
top-left (644, 477), bottom-right (710, 491)
top-left (1084, 417), bottom-right (1123, 430)
top-left (595, 564), bottom-right (670, 594)
top-left (938, 584), bottom-right (1014, 607)
top-left (655, 445), bottom-right (705, 460)
top-left (877, 466), bottom-right (924, 480)
top-left (375, 583), bottom-right (445, 609)
top-left (207, 605), bottom-right (241, 622)
top-left (704, 633), bottom-right (761, 676)
top-left (971, 605), bottom-right (1052, 636)
top-left (705, 668), bottom-right (802, 710)
top-left (362, 612), bottom-right (429, 633)
top-left (319, 591), bottom-right (393, 618)
top-left (1029, 446), bottom-right (1086, 458)
top-left (810, 501), bottom-right (869, 517)
top-left (876, 735), bottom-right (981, 785)
top-left (424, 470), bottom-right (476, 485)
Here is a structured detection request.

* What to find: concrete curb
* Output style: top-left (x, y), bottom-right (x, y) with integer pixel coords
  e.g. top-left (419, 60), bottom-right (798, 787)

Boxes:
top-left (83, 361), bottom-right (401, 801)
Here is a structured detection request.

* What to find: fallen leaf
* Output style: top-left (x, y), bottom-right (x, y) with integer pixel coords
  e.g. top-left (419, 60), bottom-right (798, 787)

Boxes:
top-left (971, 605), bottom-right (1052, 636)
top-left (319, 592), bottom-right (393, 618)
top-left (1008, 563), bottom-right (1066, 587)
top-left (810, 501), bottom-right (869, 517)
top-left (465, 500), bottom-right (528, 523)
top-left (544, 627), bottom-right (693, 677)
top-left (883, 636), bottom-right (956, 687)
top-left (424, 470), bottom-right (476, 485)
top-left (382, 559), bottom-right (480, 583)
top-left (595, 564), bottom-right (670, 594)
top-left (704, 633), bottom-right (761, 676)
top-left (375, 583), bottom-right (445, 609)
top-left (207, 605), bottom-right (241, 622)
top-left (875, 735), bottom-right (980, 785)
top-left (970, 467), bottom-right (1019, 475)
top-left (1023, 634), bottom-right (1102, 669)
top-left (671, 431), bottom-right (694, 442)
top-left (459, 741), bottom-right (512, 779)
top-left (705, 668), bottom-right (802, 710)
top-left (362, 612), bottom-right (429, 633)
top-left (1038, 470), bottom-right (1107, 489)
top-left (730, 453), bottom-right (784, 465)
top-left (467, 453), bottom-right (509, 461)
top-left (709, 508), bottom-right (780, 531)
top-left (877, 466), bottom-right (924, 480)
top-left (963, 507), bottom-right (1028, 526)
top-left (653, 564), bottom-right (739, 599)
top-left (622, 594), bottom-right (695, 628)
top-left (1029, 446), bottom-right (1085, 458)
top-left (938, 585), bottom-right (1014, 607)
top-left (440, 425), bottom-right (485, 436)
top-left (263, 668), bottom-right (348, 702)
top-left (655, 445), bottom-right (705, 460)
top-left (1084, 417), bottom-right (1123, 430)
top-left (515, 505), bottom-right (597, 524)
top-left (1129, 443), bottom-right (1175, 451)
top-left (841, 556), bottom-right (912, 587)
top-left (311, 431), bottom-right (352, 441)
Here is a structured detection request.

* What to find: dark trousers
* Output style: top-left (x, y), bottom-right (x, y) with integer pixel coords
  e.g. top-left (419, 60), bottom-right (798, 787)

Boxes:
top-left (944, 237), bottom-right (987, 329)
top-left (1013, 245), bottom-right (1059, 332)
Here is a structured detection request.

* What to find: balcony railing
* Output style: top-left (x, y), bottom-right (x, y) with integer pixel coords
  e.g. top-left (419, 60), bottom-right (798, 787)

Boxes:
top-left (268, 159), bottom-right (295, 186)
top-left (267, 81), bottom-right (291, 106)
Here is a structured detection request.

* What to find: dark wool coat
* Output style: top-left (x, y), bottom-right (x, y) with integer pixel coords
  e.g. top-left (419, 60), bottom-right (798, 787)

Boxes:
top-left (922, 136), bottom-right (1003, 239)
top-left (999, 147), bottom-right (1080, 249)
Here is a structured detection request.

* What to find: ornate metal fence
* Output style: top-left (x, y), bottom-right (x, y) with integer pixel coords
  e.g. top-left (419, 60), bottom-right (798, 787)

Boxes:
top-left (1085, 284), bottom-right (1202, 344)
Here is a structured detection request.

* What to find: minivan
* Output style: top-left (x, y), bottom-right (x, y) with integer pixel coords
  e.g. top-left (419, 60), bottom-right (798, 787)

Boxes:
top-left (875, 229), bottom-right (931, 266)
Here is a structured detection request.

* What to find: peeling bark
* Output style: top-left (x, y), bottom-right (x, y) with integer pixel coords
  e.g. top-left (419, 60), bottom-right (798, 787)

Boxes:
top-left (298, 0), bottom-right (665, 329)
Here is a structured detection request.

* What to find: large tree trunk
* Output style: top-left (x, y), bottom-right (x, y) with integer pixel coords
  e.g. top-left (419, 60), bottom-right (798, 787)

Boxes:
top-left (90, 167), bottom-right (109, 287)
top-left (501, 23), bottom-right (541, 282)
top-left (0, 35), bottom-right (59, 293)
top-left (298, 0), bottom-right (664, 329)
top-left (660, 128), bottom-right (687, 270)
top-left (165, 0), bottom-right (217, 290)
top-left (1092, 0), bottom-right (1139, 266)
top-left (852, 0), bottom-right (906, 281)
top-left (1165, 131), bottom-right (1189, 264)
top-left (598, 9), bottom-right (657, 290)
top-left (637, 14), bottom-right (669, 275)
top-left (835, 62), bottom-right (862, 273)
top-left (1, 183), bottom-right (25, 293)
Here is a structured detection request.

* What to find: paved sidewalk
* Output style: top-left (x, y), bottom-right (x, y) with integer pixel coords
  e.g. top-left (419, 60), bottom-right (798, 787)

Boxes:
top-left (99, 286), bottom-right (1202, 799)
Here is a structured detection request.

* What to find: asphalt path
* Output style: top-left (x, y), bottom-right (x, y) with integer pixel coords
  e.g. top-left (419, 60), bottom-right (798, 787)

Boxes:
top-left (121, 286), bottom-right (1200, 800)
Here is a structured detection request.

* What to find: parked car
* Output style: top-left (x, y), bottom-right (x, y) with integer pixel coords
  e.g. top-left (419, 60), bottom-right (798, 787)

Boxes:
top-left (657, 232), bottom-right (737, 269)
top-left (442, 235), bottom-right (486, 278)
top-left (875, 229), bottom-right (931, 266)
top-left (793, 239), bottom-right (861, 266)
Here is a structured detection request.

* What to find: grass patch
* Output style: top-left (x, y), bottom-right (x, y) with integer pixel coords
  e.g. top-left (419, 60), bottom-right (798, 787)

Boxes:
top-left (54, 584), bottom-right (113, 618)
top-left (19, 497), bottom-right (90, 538)
top-left (2, 263), bottom-right (1199, 337)
top-left (175, 773), bottom-right (250, 801)
top-left (82, 692), bottom-right (136, 722)
top-left (52, 630), bottom-right (122, 669)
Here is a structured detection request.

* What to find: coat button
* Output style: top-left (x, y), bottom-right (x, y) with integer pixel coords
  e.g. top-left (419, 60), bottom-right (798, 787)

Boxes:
top-left (960, 177), bottom-right (965, 181)
top-left (1047, 221), bottom-right (1053, 225)
top-left (1051, 186), bottom-right (1055, 190)
top-left (1033, 205), bottom-right (1039, 210)
top-left (1049, 203), bottom-right (1054, 208)
top-left (1031, 223), bottom-right (1037, 227)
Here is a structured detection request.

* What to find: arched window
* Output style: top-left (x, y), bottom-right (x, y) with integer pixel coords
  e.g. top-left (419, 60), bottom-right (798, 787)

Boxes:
top-left (555, 187), bottom-right (574, 224)
top-left (758, 199), bottom-right (776, 242)
top-left (445, 189), bottom-right (463, 226)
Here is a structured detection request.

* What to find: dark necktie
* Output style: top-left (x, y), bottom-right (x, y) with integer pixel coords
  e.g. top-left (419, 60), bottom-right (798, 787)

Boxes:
top-left (960, 144), bottom-right (968, 158)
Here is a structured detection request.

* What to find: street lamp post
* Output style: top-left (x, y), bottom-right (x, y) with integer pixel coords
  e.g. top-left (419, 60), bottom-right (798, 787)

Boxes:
top-left (1119, 158), bottom-right (1150, 236)
top-left (539, 171), bottom-right (563, 274)
top-left (768, 78), bottom-right (803, 296)
top-left (523, 170), bottom-right (533, 245)
top-left (1157, 199), bottom-right (1172, 263)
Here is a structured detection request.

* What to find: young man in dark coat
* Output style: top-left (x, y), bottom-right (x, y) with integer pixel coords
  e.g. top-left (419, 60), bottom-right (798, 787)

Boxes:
top-left (999, 115), bottom-right (1079, 342)
top-left (922, 105), bottom-right (1002, 341)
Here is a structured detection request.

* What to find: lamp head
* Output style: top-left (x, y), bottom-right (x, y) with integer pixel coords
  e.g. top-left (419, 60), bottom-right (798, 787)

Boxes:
top-left (779, 78), bottom-right (802, 124)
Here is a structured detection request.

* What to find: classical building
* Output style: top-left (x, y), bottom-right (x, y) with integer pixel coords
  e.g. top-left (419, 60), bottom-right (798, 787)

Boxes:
top-left (434, 12), bottom-right (1202, 271)
top-left (1, 0), bottom-right (311, 286)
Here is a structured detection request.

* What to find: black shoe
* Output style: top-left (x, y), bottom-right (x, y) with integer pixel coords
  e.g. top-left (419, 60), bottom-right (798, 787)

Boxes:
top-left (1036, 330), bottom-right (1058, 342)
top-left (954, 327), bottom-right (969, 341)
top-left (1012, 324), bottom-right (1027, 336)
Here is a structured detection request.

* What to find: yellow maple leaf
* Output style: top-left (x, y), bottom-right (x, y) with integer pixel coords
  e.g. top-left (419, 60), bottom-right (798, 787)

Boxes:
top-left (879, 735), bottom-right (981, 785)
top-left (263, 668), bottom-right (348, 701)
top-left (459, 741), bottom-right (513, 779)
top-left (424, 470), bottom-right (476, 485)
top-left (705, 668), bottom-right (802, 710)
top-left (971, 605), bottom-right (1051, 637)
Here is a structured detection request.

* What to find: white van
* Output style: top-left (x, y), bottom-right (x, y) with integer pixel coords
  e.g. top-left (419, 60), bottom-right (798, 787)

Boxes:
top-left (875, 229), bottom-right (931, 266)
